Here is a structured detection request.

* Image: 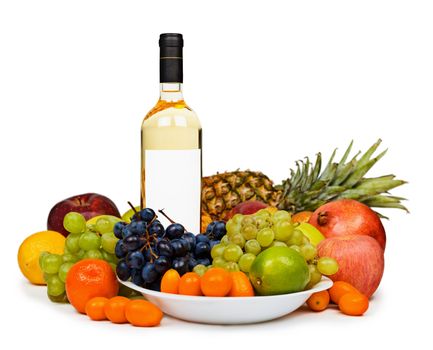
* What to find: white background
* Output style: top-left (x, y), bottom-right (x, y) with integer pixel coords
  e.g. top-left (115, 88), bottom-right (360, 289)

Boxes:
top-left (1, 0), bottom-right (432, 349)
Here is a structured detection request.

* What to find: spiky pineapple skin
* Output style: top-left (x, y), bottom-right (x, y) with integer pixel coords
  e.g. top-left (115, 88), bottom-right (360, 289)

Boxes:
top-left (201, 171), bottom-right (280, 221)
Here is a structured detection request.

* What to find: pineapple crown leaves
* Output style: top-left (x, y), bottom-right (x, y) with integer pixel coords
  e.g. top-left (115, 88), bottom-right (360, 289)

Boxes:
top-left (278, 139), bottom-right (408, 217)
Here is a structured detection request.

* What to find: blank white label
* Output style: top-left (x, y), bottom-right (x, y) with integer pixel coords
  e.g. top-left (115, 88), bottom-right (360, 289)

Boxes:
top-left (145, 149), bottom-right (201, 234)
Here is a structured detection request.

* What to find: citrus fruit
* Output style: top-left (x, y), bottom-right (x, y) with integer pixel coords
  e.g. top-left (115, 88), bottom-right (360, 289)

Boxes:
top-left (329, 281), bottom-right (361, 304)
top-left (65, 259), bottom-right (119, 313)
top-left (104, 296), bottom-right (130, 323)
top-left (292, 211), bottom-right (313, 224)
top-left (228, 271), bottom-right (254, 297)
top-left (85, 297), bottom-right (109, 321)
top-left (160, 269), bottom-right (181, 294)
top-left (179, 272), bottom-right (202, 296)
top-left (249, 246), bottom-right (310, 295)
top-left (338, 292), bottom-right (369, 316)
top-left (17, 230), bottom-right (65, 285)
top-left (307, 290), bottom-right (330, 311)
top-left (125, 300), bottom-right (163, 327)
top-left (200, 267), bottom-right (232, 297)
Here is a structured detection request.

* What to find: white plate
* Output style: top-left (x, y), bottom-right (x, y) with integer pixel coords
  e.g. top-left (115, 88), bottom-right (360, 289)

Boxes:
top-left (119, 277), bottom-right (333, 324)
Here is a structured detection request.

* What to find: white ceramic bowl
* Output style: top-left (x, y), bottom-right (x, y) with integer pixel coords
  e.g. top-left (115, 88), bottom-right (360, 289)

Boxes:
top-left (119, 277), bottom-right (333, 324)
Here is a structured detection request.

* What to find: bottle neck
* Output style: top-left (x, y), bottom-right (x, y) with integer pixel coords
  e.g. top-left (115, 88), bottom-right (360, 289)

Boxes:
top-left (160, 83), bottom-right (184, 102)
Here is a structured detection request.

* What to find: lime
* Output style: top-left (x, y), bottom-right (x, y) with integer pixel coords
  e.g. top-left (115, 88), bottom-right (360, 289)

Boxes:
top-left (249, 246), bottom-right (310, 295)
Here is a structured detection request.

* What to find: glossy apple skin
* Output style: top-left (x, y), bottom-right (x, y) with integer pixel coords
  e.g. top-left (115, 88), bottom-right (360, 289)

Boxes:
top-left (317, 235), bottom-right (385, 298)
top-left (309, 199), bottom-right (386, 250)
top-left (226, 200), bottom-right (268, 220)
top-left (47, 193), bottom-right (121, 236)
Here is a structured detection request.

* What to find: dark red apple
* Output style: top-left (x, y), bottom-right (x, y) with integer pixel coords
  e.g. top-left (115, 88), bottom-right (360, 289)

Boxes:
top-left (309, 199), bottom-right (386, 250)
top-left (317, 235), bottom-right (385, 298)
top-left (47, 193), bottom-right (121, 236)
top-left (226, 200), bottom-right (268, 220)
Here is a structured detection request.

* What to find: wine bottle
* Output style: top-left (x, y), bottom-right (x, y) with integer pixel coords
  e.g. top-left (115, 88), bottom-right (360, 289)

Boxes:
top-left (141, 33), bottom-right (202, 233)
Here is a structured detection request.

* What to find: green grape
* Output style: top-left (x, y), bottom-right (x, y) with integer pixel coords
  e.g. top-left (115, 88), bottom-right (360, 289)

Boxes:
top-left (58, 262), bottom-right (75, 283)
top-left (241, 224), bottom-right (258, 240)
top-left (270, 240), bottom-right (288, 247)
top-left (220, 235), bottom-right (230, 245)
top-left (79, 232), bottom-right (101, 251)
top-left (271, 210), bottom-right (291, 223)
top-left (39, 251), bottom-right (49, 269)
top-left (62, 253), bottom-right (79, 264)
top-left (226, 219), bottom-right (241, 235)
top-left (212, 256), bottom-right (226, 267)
top-left (65, 233), bottom-right (81, 253)
top-left (301, 235), bottom-right (311, 245)
top-left (211, 244), bottom-right (226, 259)
top-left (241, 216), bottom-right (255, 227)
top-left (238, 253), bottom-right (256, 273)
top-left (223, 261), bottom-right (240, 272)
top-left (193, 264), bottom-right (208, 276)
top-left (43, 272), bottom-right (57, 283)
top-left (101, 232), bottom-right (118, 254)
top-left (257, 228), bottom-right (274, 247)
top-left (84, 249), bottom-right (103, 260)
top-left (48, 292), bottom-right (68, 303)
top-left (41, 254), bottom-right (63, 274)
top-left (300, 244), bottom-right (317, 261)
top-left (231, 214), bottom-right (244, 224)
top-left (77, 249), bottom-right (86, 259)
top-left (223, 243), bottom-right (243, 262)
top-left (63, 212), bottom-right (86, 234)
top-left (254, 209), bottom-right (271, 218)
top-left (47, 275), bottom-right (65, 296)
top-left (255, 217), bottom-right (271, 230)
top-left (245, 239), bottom-right (261, 255)
top-left (230, 233), bottom-right (246, 248)
top-left (273, 221), bottom-right (294, 241)
top-left (317, 257), bottom-right (339, 275)
top-left (95, 217), bottom-right (118, 234)
top-left (306, 264), bottom-right (322, 289)
top-left (289, 245), bottom-right (301, 253)
top-left (287, 229), bottom-right (304, 246)
top-left (101, 250), bottom-right (117, 263)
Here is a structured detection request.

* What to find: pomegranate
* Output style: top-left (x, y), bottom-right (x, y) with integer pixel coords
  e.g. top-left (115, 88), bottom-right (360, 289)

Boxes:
top-left (309, 199), bottom-right (386, 250)
top-left (317, 235), bottom-right (385, 298)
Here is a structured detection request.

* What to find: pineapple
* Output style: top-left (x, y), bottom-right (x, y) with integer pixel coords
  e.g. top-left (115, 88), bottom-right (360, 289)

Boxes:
top-left (202, 139), bottom-right (407, 222)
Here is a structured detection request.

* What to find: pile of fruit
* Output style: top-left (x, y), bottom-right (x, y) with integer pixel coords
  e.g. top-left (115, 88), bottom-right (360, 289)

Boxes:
top-left (17, 140), bottom-right (407, 325)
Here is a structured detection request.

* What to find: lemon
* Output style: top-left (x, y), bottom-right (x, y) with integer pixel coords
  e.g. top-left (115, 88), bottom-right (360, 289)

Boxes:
top-left (17, 230), bottom-right (65, 285)
top-left (249, 246), bottom-right (310, 295)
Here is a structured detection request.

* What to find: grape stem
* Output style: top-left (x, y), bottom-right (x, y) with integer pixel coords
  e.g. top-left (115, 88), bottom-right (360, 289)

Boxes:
top-left (127, 201), bottom-right (138, 214)
top-left (158, 209), bottom-right (176, 224)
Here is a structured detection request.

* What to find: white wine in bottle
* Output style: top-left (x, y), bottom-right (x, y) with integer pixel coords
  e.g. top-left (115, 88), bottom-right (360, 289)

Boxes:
top-left (141, 33), bottom-right (202, 233)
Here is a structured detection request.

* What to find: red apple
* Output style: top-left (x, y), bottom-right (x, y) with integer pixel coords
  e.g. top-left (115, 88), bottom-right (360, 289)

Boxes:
top-left (317, 235), bottom-right (384, 298)
top-left (47, 193), bottom-right (121, 236)
top-left (226, 200), bottom-right (268, 220)
top-left (309, 199), bottom-right (386, 250)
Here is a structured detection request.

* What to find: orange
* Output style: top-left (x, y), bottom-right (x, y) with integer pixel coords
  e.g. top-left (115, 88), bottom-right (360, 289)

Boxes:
top-left (179, 272), bottom-right (202, 296)
top-left (85, 297), bottom-right (108, 321)
top-left (339, 292), bottom-right (369, 316)
top-left (65, 259), bottom-right (119, 314)
top-left (104, 296), bottom-right (130, 324)
top-left (292, 211), bottom-right (313, 224)
top-left (200, 267), bottom-right (232, 297)
top-left (306, 290), bottom-right (330, 311)
top-left (329, 281), bottom-right (361, 304)
top-left (228, 271), bottom-right (254, 297)
top-left (125, 300), bottom-right (163, 327)
top-left (161, 269), bottom-right (180, 294)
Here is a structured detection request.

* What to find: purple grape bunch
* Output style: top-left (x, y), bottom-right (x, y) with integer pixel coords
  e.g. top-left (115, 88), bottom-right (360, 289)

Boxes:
top-left (114, 208), bottom-right (226, 291)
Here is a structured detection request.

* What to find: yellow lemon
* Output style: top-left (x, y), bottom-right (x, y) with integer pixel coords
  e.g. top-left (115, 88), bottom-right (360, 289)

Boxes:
top-left (17, 230), bottom-right (65, 285)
